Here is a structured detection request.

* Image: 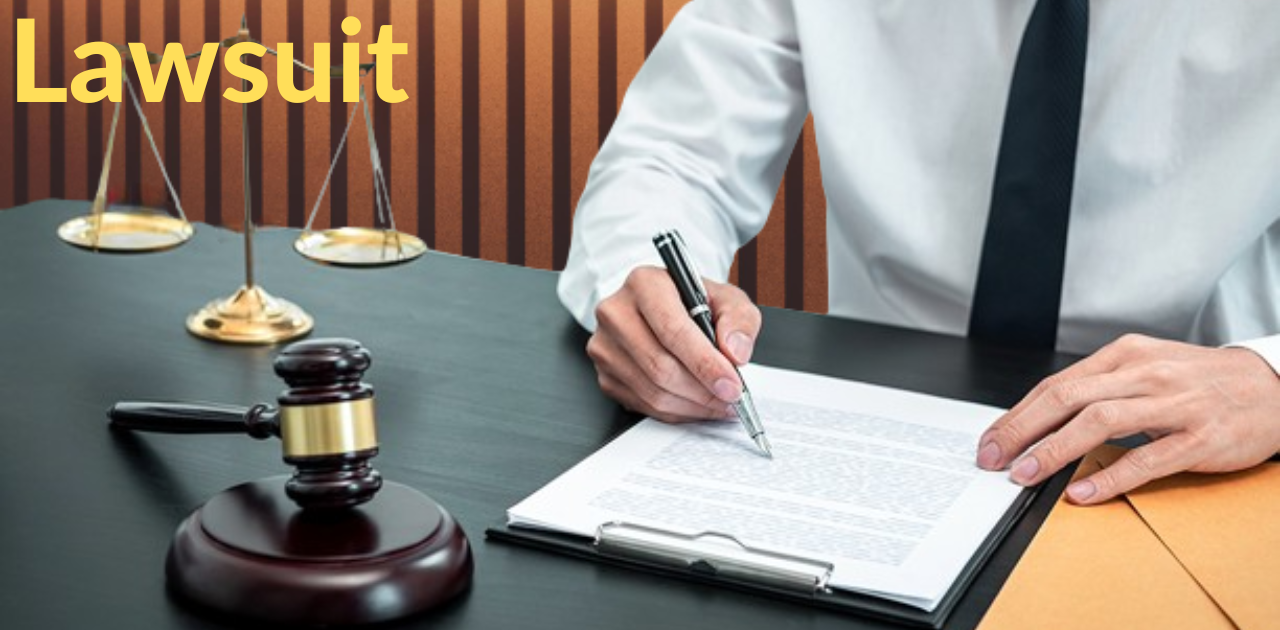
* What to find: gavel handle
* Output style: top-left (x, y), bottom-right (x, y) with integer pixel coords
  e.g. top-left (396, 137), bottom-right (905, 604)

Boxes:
top-left (108, 401), bottom-right (279, 439)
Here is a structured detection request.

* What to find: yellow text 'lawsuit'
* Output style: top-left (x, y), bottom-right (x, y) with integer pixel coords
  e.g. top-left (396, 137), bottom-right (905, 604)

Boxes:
top-left (14, 17), bottom-right (407, 104)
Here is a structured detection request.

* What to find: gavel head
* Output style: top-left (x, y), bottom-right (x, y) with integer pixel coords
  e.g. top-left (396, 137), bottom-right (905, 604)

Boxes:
top-left (273, 338), bottom-right (383, 510)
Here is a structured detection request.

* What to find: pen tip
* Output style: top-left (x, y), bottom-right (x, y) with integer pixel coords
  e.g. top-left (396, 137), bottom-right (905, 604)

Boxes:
top-left (756, 434), bottom-right (773, 459)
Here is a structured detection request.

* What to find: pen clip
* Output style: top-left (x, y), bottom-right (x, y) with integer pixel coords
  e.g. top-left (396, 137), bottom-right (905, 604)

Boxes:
top-left (669, 230), bottom-right (709, 303)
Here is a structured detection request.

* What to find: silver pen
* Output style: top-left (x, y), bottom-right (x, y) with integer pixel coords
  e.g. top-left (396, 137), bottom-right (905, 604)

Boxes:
top-left (652, 230), bottom-right (772, 458)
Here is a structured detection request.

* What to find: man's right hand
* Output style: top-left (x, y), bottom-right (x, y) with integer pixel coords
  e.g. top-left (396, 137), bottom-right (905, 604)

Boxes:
top-left (587, 266), bottom-right (763, 423)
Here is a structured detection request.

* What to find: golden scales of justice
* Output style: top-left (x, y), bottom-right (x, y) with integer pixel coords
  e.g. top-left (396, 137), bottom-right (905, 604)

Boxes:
top-left (57, 17), bottom-right (427, 344)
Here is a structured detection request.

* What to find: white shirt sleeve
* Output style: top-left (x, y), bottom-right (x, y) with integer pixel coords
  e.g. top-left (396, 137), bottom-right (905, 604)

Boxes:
top-left (1228, 335), bottom-right (1280, 377)
top-left (556, 0), bottom-right (810, 331)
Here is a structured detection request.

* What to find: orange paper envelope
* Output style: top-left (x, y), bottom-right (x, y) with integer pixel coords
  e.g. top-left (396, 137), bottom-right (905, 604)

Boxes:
top-left (979, 446), bottom-right (1280, 630)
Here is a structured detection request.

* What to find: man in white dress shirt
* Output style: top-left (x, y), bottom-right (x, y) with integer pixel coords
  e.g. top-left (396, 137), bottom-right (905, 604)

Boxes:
top-left (557, 0), bottom-right (1280, 504)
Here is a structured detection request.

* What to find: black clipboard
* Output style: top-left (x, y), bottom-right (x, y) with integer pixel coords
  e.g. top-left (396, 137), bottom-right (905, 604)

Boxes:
top-left (486, 478), bottom-right (1048, 629)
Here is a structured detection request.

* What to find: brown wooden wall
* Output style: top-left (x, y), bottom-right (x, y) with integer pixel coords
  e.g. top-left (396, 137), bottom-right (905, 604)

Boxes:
top-left (0, 0), bottom-right (828, 313)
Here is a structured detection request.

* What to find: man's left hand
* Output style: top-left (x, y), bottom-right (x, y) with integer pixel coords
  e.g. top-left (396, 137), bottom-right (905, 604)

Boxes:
top-left (977, 334), bottom-right (1280, 504)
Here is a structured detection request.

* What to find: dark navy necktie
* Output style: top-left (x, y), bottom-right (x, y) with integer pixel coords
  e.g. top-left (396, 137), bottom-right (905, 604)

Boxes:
top-left (968, 0), bottom-right (1089, 350)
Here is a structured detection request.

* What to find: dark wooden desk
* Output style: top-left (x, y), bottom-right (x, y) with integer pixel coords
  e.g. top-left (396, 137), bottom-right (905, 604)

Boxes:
top-left (0, 201), bottom-right (1074, 630)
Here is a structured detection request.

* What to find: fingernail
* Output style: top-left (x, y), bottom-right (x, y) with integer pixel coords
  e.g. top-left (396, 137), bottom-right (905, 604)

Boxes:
top-left (727, 332), bottom-right (753, 364)
top-left (1011, 457), bottom-right (1040, 484)
top-left (713, 378), bottom-right (742, 403)
top-left (1067, 480), bottom-right (1097, 503)
top-left (977, 441), bottom-right (1002, 469)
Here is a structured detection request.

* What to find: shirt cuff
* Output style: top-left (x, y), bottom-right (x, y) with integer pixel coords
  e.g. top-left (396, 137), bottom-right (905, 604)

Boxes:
top-left (1226, 335), bottom-right (1280, 377)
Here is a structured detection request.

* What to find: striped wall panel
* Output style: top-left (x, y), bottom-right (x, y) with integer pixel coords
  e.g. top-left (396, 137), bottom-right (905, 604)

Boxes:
top-left (1, 0), bottom-right (828, 313)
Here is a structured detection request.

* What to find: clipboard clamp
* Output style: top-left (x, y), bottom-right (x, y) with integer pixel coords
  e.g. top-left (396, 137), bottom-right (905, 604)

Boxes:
top-left (594, 522), bottom-right (833, 594)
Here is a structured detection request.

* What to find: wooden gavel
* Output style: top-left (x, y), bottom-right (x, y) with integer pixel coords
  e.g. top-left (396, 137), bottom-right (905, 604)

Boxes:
top-left (109, 338), bottom-right (382, 510)
top-left (108, 337), bottom-right (473, 625)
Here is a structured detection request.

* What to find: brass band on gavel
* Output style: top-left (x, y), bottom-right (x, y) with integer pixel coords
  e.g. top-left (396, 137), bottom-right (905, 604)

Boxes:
top-left (279, 398), bottom-right (378, 459)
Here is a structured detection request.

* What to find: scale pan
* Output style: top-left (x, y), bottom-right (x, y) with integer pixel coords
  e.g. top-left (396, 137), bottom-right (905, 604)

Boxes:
top-left (294, 228), bottom-right (427, 268)
top-left (57, 207), bottom-right (193, 253)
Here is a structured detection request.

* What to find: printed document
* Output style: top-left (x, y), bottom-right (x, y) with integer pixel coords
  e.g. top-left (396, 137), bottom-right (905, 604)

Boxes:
top-left (507, 364), bottom-right (1025, 611)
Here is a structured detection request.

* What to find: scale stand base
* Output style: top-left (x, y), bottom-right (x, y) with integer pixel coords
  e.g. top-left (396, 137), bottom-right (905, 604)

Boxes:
top-left (167, 477), bottom-right (473, 626)
top-left (186, 284), bottom-right (314, 345)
